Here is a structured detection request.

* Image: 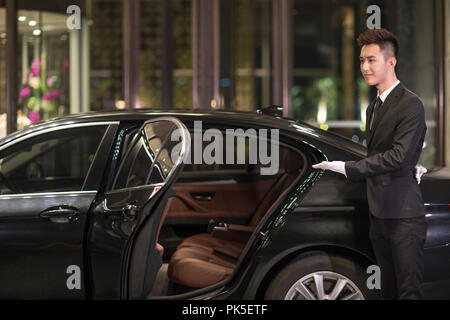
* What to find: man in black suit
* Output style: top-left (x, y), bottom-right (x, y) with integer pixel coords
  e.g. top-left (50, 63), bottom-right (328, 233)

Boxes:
top-left (313, 29), bottom-right (427, 299)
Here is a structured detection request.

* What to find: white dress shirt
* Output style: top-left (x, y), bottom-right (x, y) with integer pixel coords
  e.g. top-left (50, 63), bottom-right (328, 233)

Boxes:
top-left (378, 80), bottom-right (400, 102)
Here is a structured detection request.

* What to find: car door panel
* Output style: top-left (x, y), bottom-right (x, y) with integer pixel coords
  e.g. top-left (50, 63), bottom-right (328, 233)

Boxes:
top-left (88, 117), bottom-right (190, 299)
top-left (166, 178), bottom-right (277, 221)
top-left (125, 186), bottom-right (176, 298)
top-left (0, 123), bottom-right (117, 299)
top-left (0, 192), bottom-right (95, 299)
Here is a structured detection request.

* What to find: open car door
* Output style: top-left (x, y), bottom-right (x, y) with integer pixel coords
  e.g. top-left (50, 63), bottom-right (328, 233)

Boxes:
top-left (92, 117), bottom-right (190, 299)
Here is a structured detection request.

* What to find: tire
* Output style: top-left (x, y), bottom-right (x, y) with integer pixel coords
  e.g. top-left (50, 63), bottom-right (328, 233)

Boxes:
top-left (264, 251), bottom-right (380, 300)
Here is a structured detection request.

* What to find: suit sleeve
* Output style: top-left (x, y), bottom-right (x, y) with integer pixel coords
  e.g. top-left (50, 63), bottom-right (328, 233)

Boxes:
top-left (345, 98), bottom-right (425, 182)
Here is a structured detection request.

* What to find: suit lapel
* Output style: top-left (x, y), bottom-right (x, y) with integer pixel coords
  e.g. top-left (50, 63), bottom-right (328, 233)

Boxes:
top-left (367, 83), bottom-right (404, 147)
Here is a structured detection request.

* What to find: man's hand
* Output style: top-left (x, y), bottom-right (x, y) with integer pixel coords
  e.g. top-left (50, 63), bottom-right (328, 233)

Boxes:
top-left (312, 161), bottom-right (346, 177)
top-left (415, 165), bottom-right (427, 184)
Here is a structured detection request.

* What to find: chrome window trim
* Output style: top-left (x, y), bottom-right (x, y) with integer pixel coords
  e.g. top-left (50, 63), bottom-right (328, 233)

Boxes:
top-left (107, 182), bottom-right (165, 195)
top-left (294, 206), bottom-right (356, 213)
top-left (0, 190), bottom-right (97, 199)
top-left (111, 116), bottom-right (190, 192)
top-left (0, 121), bottom-right (119, 152)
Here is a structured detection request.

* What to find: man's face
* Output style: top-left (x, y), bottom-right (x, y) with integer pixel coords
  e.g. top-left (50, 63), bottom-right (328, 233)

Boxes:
top-left (360, 44), bottom-right (395, 87)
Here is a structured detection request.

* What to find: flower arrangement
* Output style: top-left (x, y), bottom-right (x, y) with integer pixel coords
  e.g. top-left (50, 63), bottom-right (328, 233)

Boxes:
top-left (18, 57), bottom-right (68, 123)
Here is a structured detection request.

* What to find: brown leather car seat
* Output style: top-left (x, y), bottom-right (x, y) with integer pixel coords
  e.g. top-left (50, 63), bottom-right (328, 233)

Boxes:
top-left (167, 150), bottom-right (305, 288)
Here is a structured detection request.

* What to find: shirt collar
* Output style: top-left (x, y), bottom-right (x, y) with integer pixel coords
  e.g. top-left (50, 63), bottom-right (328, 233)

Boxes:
top-left (377, 80), bottom-right (400, 102)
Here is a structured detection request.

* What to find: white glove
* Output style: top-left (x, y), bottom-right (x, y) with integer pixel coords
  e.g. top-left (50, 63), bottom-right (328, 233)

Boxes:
top-left (312, 161), bottom-right (347, 177)
top-left (415, 165), bottom-right (427, 184)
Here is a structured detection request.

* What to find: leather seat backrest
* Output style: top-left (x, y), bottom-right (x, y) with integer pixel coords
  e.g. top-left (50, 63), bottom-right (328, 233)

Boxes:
top-left (248, 150), bottom-right (304, 226)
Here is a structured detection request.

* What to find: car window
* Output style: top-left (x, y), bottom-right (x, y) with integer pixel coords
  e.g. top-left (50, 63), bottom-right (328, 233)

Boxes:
top-left (180, 129), bottom-right (286, 181)
top-left (0, 125), bottom-right (107, 194)
top-left (112, 120), bottom-right (181, 190)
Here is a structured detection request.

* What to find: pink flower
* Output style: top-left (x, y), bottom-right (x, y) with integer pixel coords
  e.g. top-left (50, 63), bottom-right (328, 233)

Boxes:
top-left (42, 92), bottom-right (51, 101)
top-left (28, 111), bottom-right (40, 123)
top-left (42, 90), bottom-right (61, 101)
top-left (47, 77), bottom-right (54, 87)
top-left (20, 87), bottom-right (31, 100)
top-left (63, 59), bottom-right (69, 71)
top-left (51, 90), bottom-right (60, 99)
top-left (31, 59), bottom-right (41, 77)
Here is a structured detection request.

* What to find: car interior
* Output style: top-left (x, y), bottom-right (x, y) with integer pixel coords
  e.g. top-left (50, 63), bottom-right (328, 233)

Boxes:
top-left (111, 122), bottom-right (308, 297)
top-left (145, 131), bottom-right (308, 297)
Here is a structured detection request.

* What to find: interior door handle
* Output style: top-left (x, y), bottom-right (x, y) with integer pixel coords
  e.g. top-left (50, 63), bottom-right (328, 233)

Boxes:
top-left (191, 192), bottom-right (214, 201)
top-left (122, 202), bottom-right (139, 221)
top-left (39, 206), bottom-right (80, 223)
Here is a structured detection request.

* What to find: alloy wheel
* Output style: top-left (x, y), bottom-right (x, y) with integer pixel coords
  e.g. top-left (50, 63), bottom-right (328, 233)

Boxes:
top-left (284, 271), bottom-right (365, 300)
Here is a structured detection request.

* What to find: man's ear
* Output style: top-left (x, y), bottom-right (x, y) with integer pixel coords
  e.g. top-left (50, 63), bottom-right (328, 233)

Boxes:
top-left (388, 56), bottom-right (397, 69)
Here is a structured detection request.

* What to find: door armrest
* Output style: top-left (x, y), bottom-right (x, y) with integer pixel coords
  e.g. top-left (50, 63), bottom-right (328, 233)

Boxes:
top-left (211, 224), bottom-right (255, 243)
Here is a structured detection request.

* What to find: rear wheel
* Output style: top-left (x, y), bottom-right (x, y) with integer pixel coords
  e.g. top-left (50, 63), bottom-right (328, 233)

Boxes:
top-left (265, 251), bottom-right (379, 300)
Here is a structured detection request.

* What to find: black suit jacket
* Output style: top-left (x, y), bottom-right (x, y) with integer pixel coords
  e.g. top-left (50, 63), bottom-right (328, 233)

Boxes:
top-left (345, 83), bottom-right (427, 219)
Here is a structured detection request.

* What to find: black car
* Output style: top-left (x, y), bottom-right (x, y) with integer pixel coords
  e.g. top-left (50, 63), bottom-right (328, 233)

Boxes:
top-left (0, 109), bottom-right (449, 300)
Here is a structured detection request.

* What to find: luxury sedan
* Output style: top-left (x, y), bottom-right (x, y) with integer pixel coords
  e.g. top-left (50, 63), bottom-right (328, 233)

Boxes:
top-left (0, 107), bottom-right (448, 300)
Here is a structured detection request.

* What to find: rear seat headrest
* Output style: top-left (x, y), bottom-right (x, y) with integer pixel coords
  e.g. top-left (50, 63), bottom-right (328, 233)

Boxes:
top-left (284, 151), bottom-right (304, 173)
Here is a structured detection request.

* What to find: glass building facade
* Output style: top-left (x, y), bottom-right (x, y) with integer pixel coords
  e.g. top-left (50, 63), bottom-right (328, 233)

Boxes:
top-left (0, 0), bottom-right (448, 168)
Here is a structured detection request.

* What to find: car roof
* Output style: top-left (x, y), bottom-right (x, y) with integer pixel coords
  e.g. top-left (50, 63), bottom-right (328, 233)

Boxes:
top-left (1, 109), bottom-right (367, 157)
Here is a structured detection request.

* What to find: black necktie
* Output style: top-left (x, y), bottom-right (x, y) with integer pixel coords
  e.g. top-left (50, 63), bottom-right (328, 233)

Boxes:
top-left (369, 97), bottom-right (382, 131)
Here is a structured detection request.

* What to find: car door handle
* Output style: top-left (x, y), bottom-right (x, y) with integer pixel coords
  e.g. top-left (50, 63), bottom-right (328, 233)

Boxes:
top-left (39, 206), bottom-right (80, 223)
top-left (191, 192), bottom-right (214, 201)
top-left (122, 202), bottom-right (139, 221)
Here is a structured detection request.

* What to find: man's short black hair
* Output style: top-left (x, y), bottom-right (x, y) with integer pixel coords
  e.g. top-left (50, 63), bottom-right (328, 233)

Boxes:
top-left (357, 28), bottom-right (399, 60)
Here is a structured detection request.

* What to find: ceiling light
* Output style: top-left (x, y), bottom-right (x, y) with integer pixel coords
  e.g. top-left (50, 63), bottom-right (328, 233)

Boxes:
top-left (28, 20), bottom-right (37, 27)
top-left (18, 16), bottom-right (26, 22)
top-left (33, 29), bottom-right (41, 36)
top-left (115, 100), bottom-right (126, 110)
